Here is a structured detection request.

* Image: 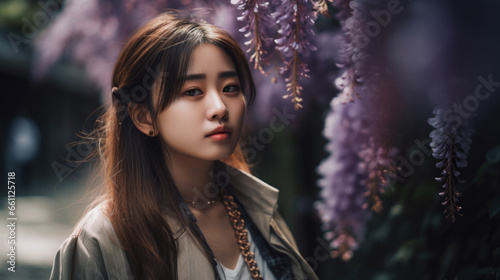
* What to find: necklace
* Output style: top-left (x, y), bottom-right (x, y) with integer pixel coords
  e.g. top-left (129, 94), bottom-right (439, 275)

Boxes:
top-left (184, 198), bottom-right (217, 208)
top-left (220, 187), bottom-right (263, 280)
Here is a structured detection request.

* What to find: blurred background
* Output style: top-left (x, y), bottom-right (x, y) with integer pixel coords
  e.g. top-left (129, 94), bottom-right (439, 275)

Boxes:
top-left (1, 0), bottom-right (500, 279)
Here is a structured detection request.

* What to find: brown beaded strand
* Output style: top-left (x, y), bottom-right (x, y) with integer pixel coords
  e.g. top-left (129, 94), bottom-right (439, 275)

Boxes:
top-left (220, 188), bottom-right (263, 280)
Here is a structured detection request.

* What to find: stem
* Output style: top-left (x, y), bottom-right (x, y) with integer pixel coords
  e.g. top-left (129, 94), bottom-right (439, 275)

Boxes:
top-left (291, 1), bottom-right (302, 110)
top-left (252, 1), bottom-right (266, 74)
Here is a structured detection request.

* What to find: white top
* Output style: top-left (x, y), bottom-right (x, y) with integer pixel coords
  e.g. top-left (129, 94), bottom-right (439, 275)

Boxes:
top-left (216, 227), bottom-right (277, 280)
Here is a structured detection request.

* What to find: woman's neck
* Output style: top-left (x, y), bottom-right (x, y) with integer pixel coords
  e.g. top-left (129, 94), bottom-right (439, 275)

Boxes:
top-left (165, 153), bottom-right (215, 202)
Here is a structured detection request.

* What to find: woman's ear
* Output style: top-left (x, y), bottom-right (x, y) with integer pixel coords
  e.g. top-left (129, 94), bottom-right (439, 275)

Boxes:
top-left (129, 104), bottom-right (156, 136)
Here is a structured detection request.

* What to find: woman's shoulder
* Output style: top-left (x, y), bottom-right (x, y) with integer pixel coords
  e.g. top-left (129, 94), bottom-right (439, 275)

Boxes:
top-left (49, 201), bottom-right (133, 280)
top-left (71, 201), bottom-right (129, 261)
top-left (72, 202), bottom-right (115, 238)
top-left (64, 201), bottom-right (124, 260)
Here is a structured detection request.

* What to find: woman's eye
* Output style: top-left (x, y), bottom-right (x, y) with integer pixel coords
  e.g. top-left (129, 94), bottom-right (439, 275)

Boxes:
top-left (223, 84), bottom-right (240, 93)
top-left (184, 89), bottom-right (203, 96)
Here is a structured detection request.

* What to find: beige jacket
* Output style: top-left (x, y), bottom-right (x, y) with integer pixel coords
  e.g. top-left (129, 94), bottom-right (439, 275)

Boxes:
top-left (49, 162), bottom-right (319, 280)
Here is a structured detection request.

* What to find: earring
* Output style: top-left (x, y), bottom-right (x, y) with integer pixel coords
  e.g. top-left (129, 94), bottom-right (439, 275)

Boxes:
top-left (148, 131), bottom-right (153, 136)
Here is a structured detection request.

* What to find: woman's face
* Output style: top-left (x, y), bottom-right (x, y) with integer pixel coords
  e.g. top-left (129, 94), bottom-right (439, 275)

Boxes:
top-left (157, 44), bottom-right (246, 163)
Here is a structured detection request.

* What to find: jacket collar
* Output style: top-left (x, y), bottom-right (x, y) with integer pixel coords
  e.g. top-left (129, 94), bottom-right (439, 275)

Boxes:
top-left (167, 161), bottom-right (281, 240)
top-left (214, 161), bottom-right (279, 240)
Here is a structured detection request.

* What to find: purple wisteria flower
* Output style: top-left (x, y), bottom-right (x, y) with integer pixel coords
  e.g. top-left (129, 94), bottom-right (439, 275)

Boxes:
top-left (316, 0), bottom-right (400, 261)
top-left (428, 107), bottom-right (473, 222)
top-left (333, 0), bottom-right (373, 103)
top-left (272, 0), bottom-right (317, 110)
top-left (316, 95), bottom-right (371, 261)
top-left (231, 0), bottom-right (273, 74)
top-left (316, 92), bottom-right (400, 260)
top-left (357, 137), bottom-right (399, 213)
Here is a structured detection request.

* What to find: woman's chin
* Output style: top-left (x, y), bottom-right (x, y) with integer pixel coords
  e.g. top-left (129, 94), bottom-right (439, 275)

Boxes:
top-left (210, 149), bottom-right (237, 161)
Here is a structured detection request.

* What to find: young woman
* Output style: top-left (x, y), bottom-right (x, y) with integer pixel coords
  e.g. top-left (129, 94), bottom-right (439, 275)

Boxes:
top-left (50, 12), bottom-right (318, 280)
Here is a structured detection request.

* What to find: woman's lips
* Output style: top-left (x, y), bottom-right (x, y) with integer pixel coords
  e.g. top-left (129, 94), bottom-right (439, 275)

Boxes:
top-left (206, 125), bottom-right (231, 140)
top-left (207, 132), bottom-right (230, 141)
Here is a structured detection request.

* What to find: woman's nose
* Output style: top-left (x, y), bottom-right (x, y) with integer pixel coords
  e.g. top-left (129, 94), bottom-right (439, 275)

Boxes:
top-left (206, 90), bottom-right (228, 121)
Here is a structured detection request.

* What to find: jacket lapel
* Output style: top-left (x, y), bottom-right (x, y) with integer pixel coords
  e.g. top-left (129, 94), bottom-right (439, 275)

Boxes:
top-left (214, 161), bottom-right (279, 241)
top-left (215, 161), bottom-right (318, 280)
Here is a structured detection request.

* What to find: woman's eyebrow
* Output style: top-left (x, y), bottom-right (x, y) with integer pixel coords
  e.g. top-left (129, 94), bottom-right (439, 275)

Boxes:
top-left (218, 71), bottom-right (238, 78)
top-left (183, 71), bottom-right (238, 81)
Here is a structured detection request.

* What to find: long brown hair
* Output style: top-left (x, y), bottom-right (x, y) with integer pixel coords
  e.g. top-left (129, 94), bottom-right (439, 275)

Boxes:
top-left (90, 12), bottom-right (256, 279)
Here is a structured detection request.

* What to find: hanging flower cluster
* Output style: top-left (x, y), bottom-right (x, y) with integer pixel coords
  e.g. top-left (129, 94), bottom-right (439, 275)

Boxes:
top-left (316, 95), bottom-right (400, 260)
top-left (272, 0), bottom-right (317, 110)
top-left (333, 0), bottom-right (371, 103)
top-left (428, 107), bottom-right (473, 222)
top-left (316, 0), bottom-right (400, 261)
top-left (232, 0), bottom-right (319, 110)
top-left (316, 96), bottom-right (371, 261)
top-left (231, 0), bottom-right (273, 74)
top-left (357, 137), bottom-right (399, 213)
